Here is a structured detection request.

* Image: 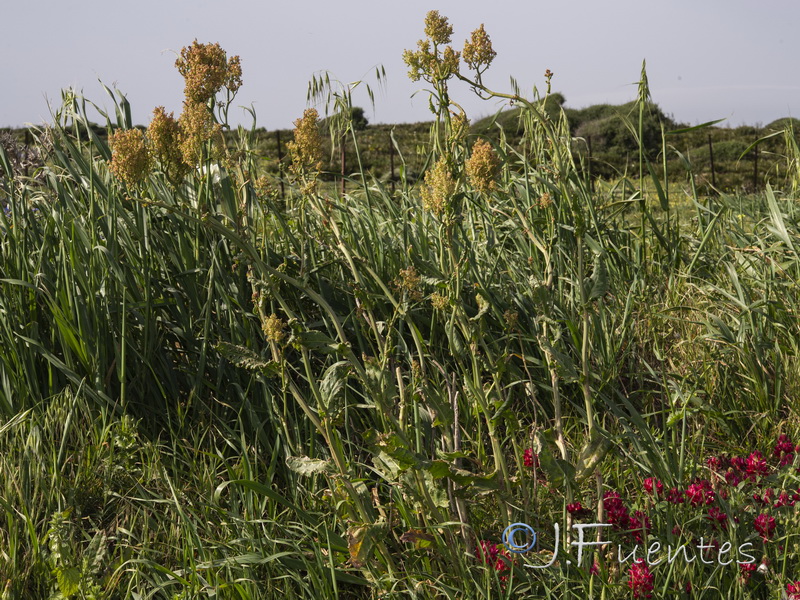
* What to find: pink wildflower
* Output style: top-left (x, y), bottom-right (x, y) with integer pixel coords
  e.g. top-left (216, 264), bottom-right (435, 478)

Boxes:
top-left (629, 510), bottom-right (651, 543)
top-left (567, 501), bottom-right (591, 517)
top-left (787, 581), bottom-right (800, 600)
top-left (523, 448), bottom-right (539, 469)
top-left (604, 490), bottom-right (631, 530)
top-left (666, 487), bottom-right (684, 504)
top-left (643, 477), bottom-right (663, 496)
top-left (746, 451), bottom-right (769, 481)
top-left (627, 560), bottom-right (654, 599)
top-left (774, 434), bottom-right (795, 467)
top-left (754, 513), bottom-right (776, 540)
top-left (685, 479), bottom-right (715, 506)
top-left (705, 506), bottom-right (728, 531)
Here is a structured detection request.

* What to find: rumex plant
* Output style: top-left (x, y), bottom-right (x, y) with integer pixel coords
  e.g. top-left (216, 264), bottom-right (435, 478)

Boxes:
top-left (1, 14), bottom-right (800, 600)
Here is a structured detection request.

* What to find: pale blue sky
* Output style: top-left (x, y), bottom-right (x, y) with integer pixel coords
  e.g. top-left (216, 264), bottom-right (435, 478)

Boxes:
top-left (3, 1), bottom-right (799, 129)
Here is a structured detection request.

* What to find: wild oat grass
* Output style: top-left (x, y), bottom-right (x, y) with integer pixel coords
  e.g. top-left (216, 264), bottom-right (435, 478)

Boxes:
top-left (1, 14), bottom-right (800, 599)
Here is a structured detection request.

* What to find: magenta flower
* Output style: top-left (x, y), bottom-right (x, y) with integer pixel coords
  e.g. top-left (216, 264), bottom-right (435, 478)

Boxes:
top-left (787, 581), bottom-right (800, 600)
top-left (479, 540), bottom-right (499, 565)
top-left (643, 477), bottom-right (663, 496)
top-left (523, 448), bottom-right (539, 469)
top-left (746, 451), bottom-right (769, 480)
top-left (604, 490), bottom-right (631, 530)
top-left (627, 560), bottom-right (654, 599)
top-left (706, 506), bottom-right (728, 531)
top-left (629, 510), bottom-right (651, 543)
top-left (686, 479), bottom-right (715, 506)
top-left (754, 513), bottom-right (776, 540)
top-left (740, 562), bottom-right (757, 581)
top-left (774, 434), bottom-right (795, 467)
top-left (567, 501), bottom-right (591, 517)
top-left (666, 487), bottom-right (685, 504)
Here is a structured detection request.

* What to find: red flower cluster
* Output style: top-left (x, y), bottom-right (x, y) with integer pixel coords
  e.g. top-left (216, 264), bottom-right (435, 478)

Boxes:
top-left (666, 487), bottom-right (684, 504)
top-left (629, 510), bottom-right (651, 543)
top-left (746, 451), bottom-right (769, 481)
top-left (685, 479), bottom-right (715, 506)
top-left (627, 559), bottom-right (654, 599)
top-left (705, 506), bottom-right (728, 531)
top-left (603, 491), bottom-right (630, 530)
top-left (523, 448), bottom-right (539, 469)
top-left (787, 581), bottom-right (800, 600)
top-left (754, 513), bottom-right (776, 540)
top-left (567, 501), bottom-right (591, 517)
top-left (478, 540), bottom-right (511, 579)
top-left (774, 434), bottom-right (795, 467)
top-left (643, 477), bottom-right (663, 496)
top-left (740, 562), bottom-right (757, 581)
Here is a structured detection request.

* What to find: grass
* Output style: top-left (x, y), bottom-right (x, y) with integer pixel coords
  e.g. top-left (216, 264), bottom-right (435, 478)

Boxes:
top-left (1, 13), bottom-right (800, 599)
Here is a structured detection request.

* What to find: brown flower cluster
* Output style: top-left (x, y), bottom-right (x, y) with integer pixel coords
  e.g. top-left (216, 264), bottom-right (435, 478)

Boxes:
top-left (395, 266), bottom-right (423, 301)
top-left (404, 13), bottom-right (499, 85)
top-left (177, 101), bottom-right (222, 167)
top-left (108, 41), bottom-right (242, 187)
top-left (424, 10), bottom-right (453, 44)
top-left (421, 157), bottom-right (456, 217)
top-left (450, 112), bottom-right (470, 142)
top-left (175, 40), bottom-right (243, 105)
top-left (109, 128), bottom-right (151, 188)
top-left (465, 139), bottom-right (500, 194)
top-left (402, 11), bottom-right (460, 84)
top-left (463, 24), bottom-right (496, 73)
top-left (287, 108), bottom-right (323, 193)
top-left (261, 313), bottom-right (287, 345)
top-left (147, 107), bottom-right (189, 185)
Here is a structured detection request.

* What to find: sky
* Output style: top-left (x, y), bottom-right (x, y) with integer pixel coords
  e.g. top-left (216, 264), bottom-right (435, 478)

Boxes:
top-left (3, 1), bottom-right (800, 131)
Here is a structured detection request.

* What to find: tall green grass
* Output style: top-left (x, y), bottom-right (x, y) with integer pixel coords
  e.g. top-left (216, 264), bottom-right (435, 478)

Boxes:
top-left (1, 14), bottom-right (800, 599)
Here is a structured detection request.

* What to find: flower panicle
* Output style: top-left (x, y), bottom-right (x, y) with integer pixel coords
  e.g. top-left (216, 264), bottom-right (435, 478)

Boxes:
top-left (463, 24), bottom-right (496, 73)
top-left (108, 128), bottom-right (151, 188)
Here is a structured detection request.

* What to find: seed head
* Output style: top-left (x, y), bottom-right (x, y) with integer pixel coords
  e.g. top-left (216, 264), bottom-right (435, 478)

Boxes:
top-left (175, 40), bottom-right (243, 104)
top-left (430, 292), bottom-right (449, 310)
top-left (178, 101), bottom-right (222, 167)
top-left (403, 12), bottom-right (461, 83)
top-left (421, 157), bottom-right (456, 217)
top-left (537, 192), bottom-right (553, 209)
top-left (466, 138), bottom-right (500, 194)
top-left (424, 11), bottom-right (453, 45)
top-left (463, 24), bottom-right (496, 72)
top-left (262, 313), bottom-right (286, 345)
top-left (148, 107), bottom-right (190, 184)
top-left (109, 128), bottom-right (151, 188)
top-left (396, 266), bottom-right (422, 301)
top-left (450, 112), bottom-right (470, 142)
top-left (287, 108), bottom-right (323, 192)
